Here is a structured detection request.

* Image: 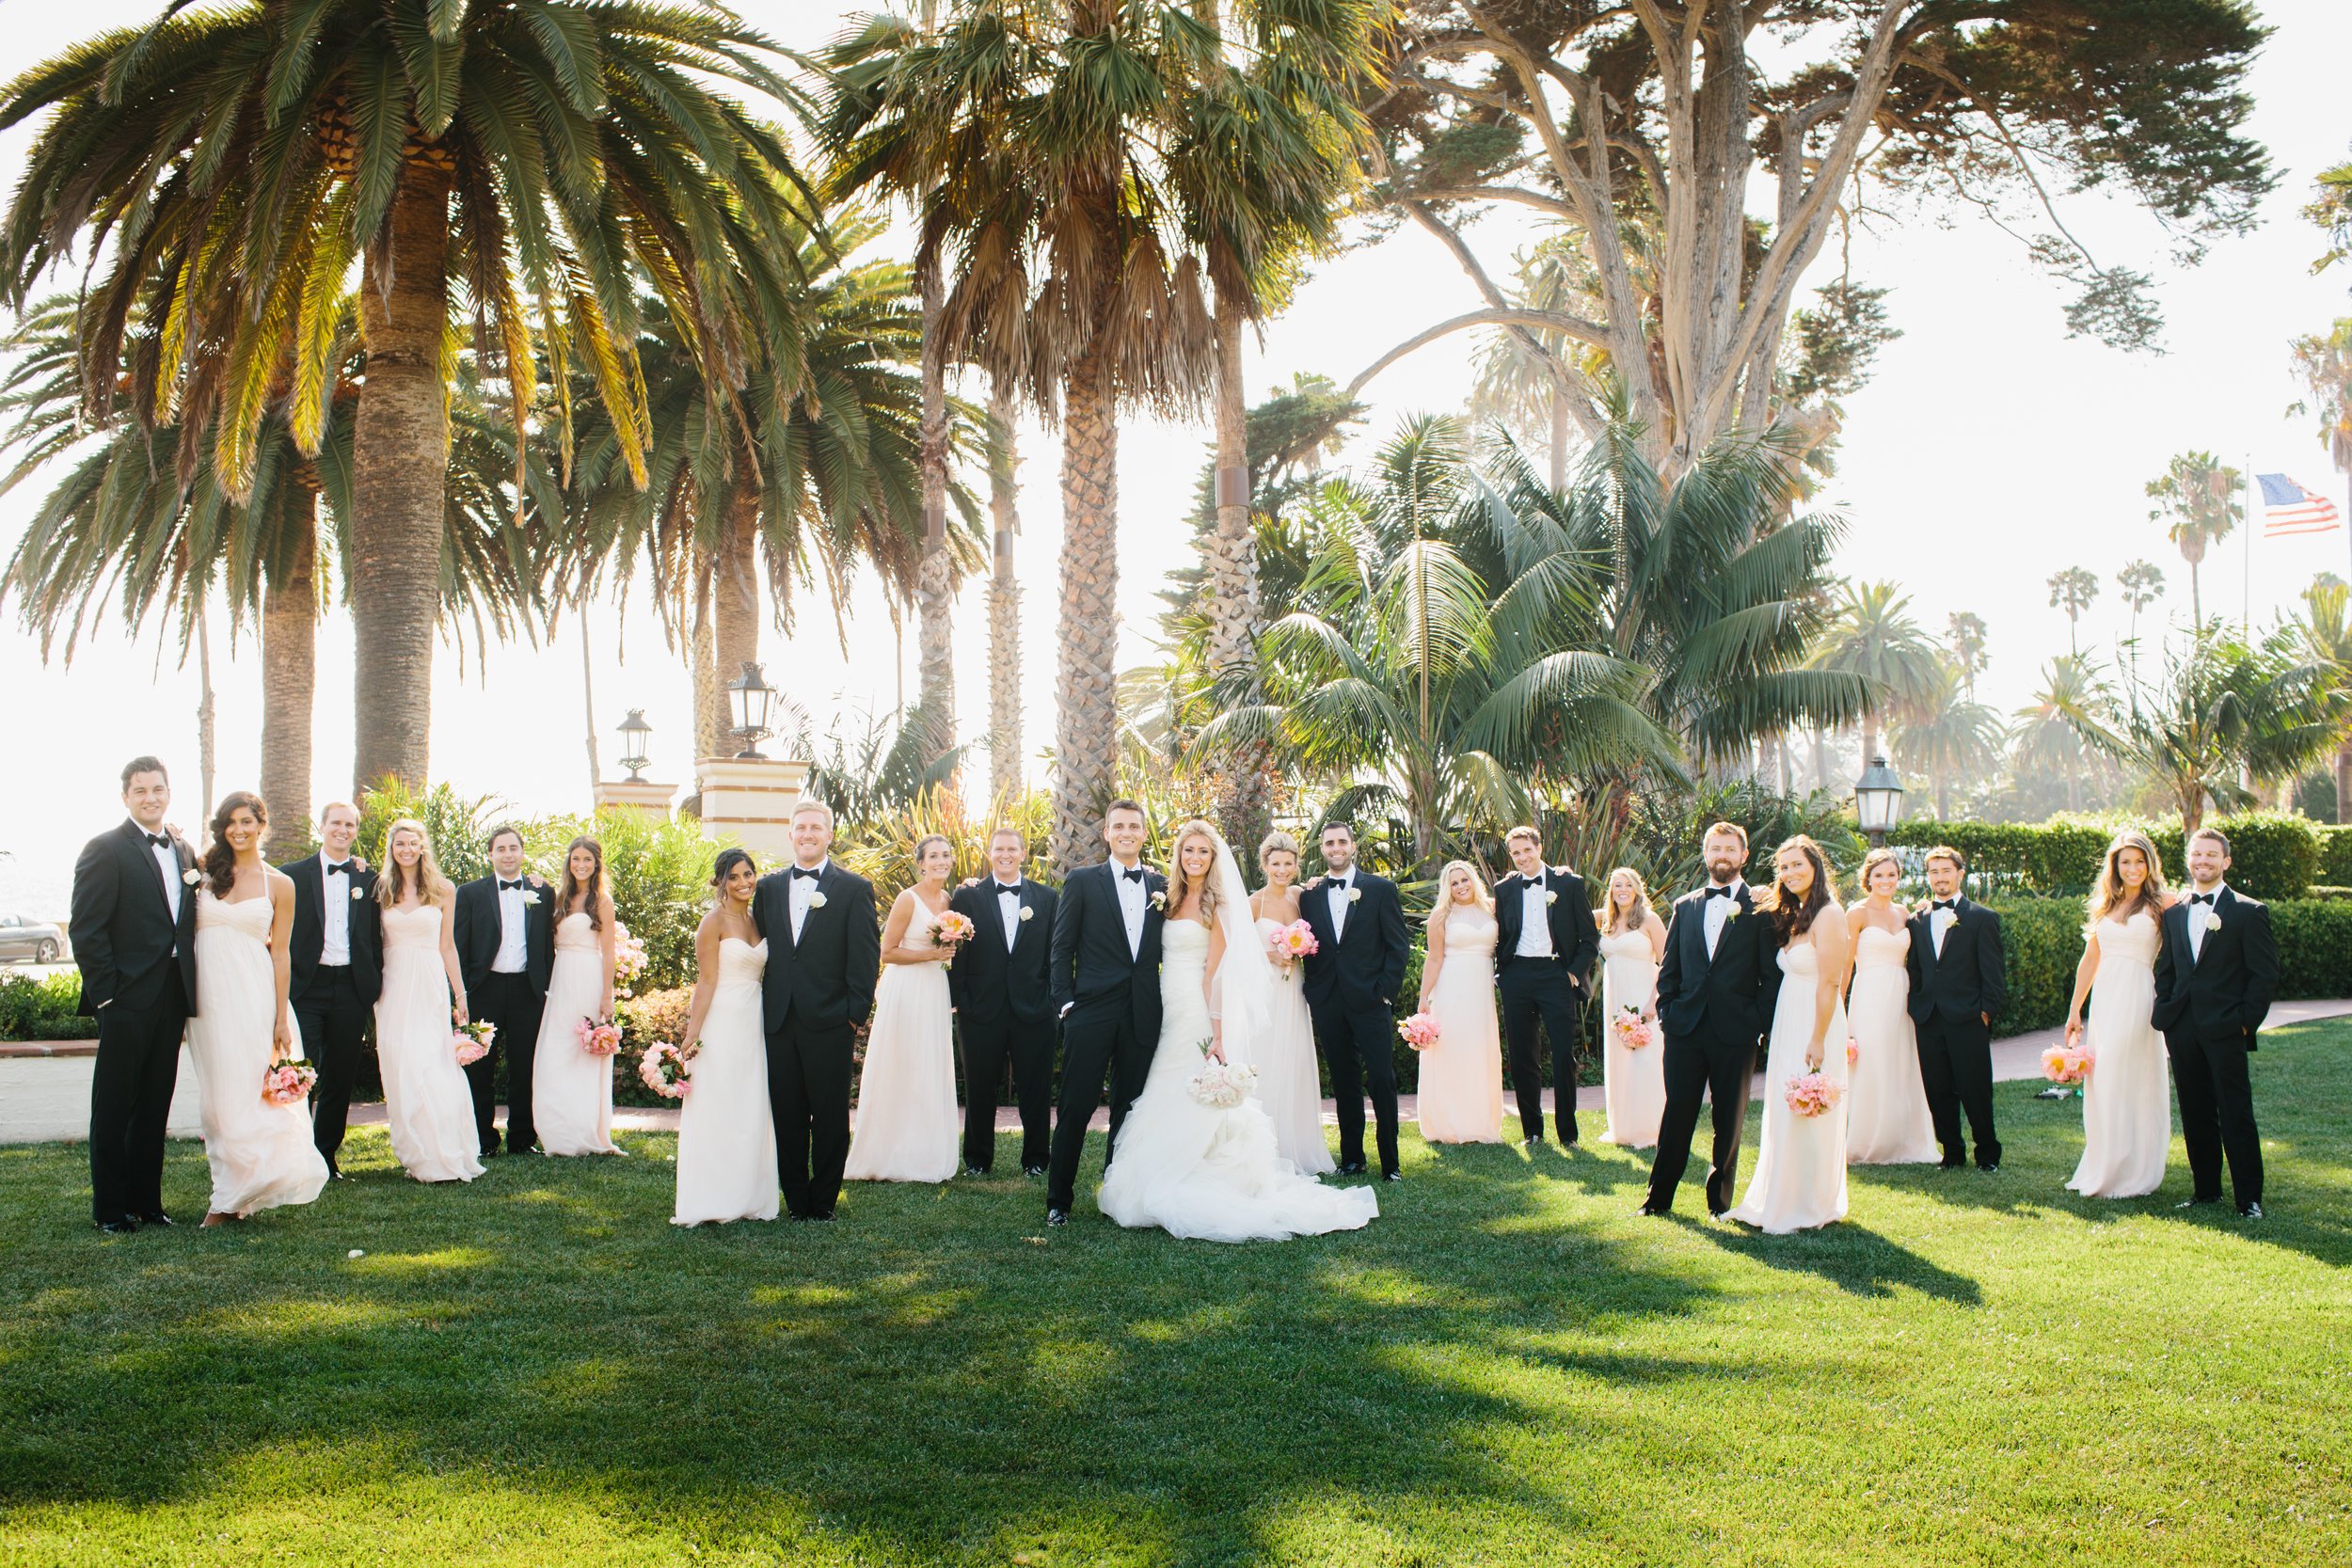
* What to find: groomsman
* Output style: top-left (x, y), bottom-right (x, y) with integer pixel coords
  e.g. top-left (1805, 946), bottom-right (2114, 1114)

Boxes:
top-left (280, 801), bottom-right (381, 1178)
top-left (1300, 822), bottom-right (1410, 1180)
top-left (453, 827), bottom-right (554, 1155)
top-left (1491, 826), bottom-right (1600, 1148)
top-left (70, 756), bottom-right (199, 1232)
top-left (1640, 821), bottom-right (1779, 1219)
top-left (2153, 827), bottom-right (2277, 1218)
top-left (948, 826), bottom-right (1059, 1177)
top-left (1046, 799), bottom-right (1166, 1224)
top-left (1904, 845), bottom-right (2006, 1172)
top-left (751, 800), bottom-right (881, 1221)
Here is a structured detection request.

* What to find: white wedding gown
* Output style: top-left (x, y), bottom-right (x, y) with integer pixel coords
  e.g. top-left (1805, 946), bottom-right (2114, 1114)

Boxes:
top-left (534, 911), bottom-right (621, 1155)
top-left (1099, 904), bottom-right (1378, 1242)
top-left (186, 892), bottom-right (328, 1216)
top-left (1597, 927), bottom-right (1664, 1148)
top-left (2067, 912), bottom-right (2169, 1199)
top-left (375, 904), bottom-right (484, 1183)
top-left (1253, 915), bottom-right (1336, 1173)
top-left (674, 937), bottom-right (779, 1225)
top-left (1727, 928), bottom-right (1850, 1233)
top-left (844, 900), bottom-right (961, 1183)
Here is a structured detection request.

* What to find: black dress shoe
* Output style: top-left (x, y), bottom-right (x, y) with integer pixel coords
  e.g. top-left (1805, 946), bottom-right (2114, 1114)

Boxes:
top-left (1938, 1156), bottom-right (1965, 1170)
top-left (963, 1165), bottom-right (990, 1179)
top-left (1977, 1163), bottom-right (1999, 1174)
top-left (1045, 1208), bottom-right (1068, 1227)
top-left (138, 1212), bottom-right (175, 1227)
top-left (1708, 1209), bottom-right (1730, 1223)
top-left (1339, 1160), bottom-right (1368, 1176)
top-left (1519, 1134), bottom-right (1545, 1149)
top-left (1382, 1170), bottom-right (1403, 1183)
top-left (1634, 1202), bottom-right (1669, 1218)
top-left (96, 1217), bottom-right (139, 1234)
top-left (2238, 1200), bottom-right (2265, 1220)
top-left (1022, 1164), bottom-right (1047, 1179)
top-left (2175, 1195), bottom-right (2225, 1210)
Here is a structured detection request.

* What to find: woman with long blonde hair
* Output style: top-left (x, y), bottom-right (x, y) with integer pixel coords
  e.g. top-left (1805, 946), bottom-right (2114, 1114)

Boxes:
top-left (1596, 867), bottom-right (1669, 1148)
top-left (1415, 860), bottom-right (1504, 1143)
top-left (2062, 832), bottom-right (2173, 1198)
top-left (371, 819), bottom-right (483, 1183)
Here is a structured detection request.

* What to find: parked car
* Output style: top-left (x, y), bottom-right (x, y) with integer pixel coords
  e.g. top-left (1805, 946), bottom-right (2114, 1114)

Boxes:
top-left (0, 913), bottom-right (67, 964)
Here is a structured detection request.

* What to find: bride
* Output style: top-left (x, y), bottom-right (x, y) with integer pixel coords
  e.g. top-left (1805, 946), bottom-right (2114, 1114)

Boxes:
top-left (1097, 820), bottom-right (1378, 1242)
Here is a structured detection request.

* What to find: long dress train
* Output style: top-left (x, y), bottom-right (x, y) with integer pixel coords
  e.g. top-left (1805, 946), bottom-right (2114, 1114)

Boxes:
top-left (1844, 925), bottom-right (1940, 1164)
top-left (1727, 932), bottom-right (1850, 1233)
top-left (844, 901), bottom-right (961, 1183)
top-left (1597, 927), bottom-right (1664, 1148)
top-left (374, 905), bottom-right (484, 1183)
top-left (1253, 916), bottom-right (1336, 1173)
top-left (1417, 909), bottom-right (1504, 1143)
top-left (2066, 911), bottom-right (2169, 1198)
top-left (534, 911), bottom-right (620, 1155)
top-left (186, 892), bottom-right (327, 1216)
top-left (674, 938), bottom-right (780, 1225)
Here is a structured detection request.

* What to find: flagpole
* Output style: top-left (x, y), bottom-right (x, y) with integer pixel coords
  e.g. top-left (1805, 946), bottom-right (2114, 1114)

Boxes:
top-left (2244, 453), bottom-right (2253, 640)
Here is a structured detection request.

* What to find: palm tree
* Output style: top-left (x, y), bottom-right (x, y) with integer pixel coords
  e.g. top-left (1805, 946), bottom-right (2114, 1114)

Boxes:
top-left (2145, 451), bottom-right (2244, 631)
top-left (2012, 656), bottom-right (2107, 814)
top-left (0, 3), bottom-right (821, 792)
top-left (1808, 581), bottom-right (1944, 768)
top-left (1946, 610), bottom-right (1989, 700)
top-left (2116, 559), bottom-right (2167, 657)
top-left (2047, 566), bottom-right (2100, 656)
top-left (2288, 321), bottom-right (2352, 536)
top-left (2295, 578), bottom-right (2352, 820)
top-left (985, 380), bottom-right (1025, 804)
top-left (1891, 664), bottom-right (2003, 818)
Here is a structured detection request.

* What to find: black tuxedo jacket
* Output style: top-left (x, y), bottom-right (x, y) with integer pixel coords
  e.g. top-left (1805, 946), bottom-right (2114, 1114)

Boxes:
top-left (2153, 888), bottom-right (2278, 1049)
top-left (1904, 898), bottom-right (2005, 1028)
top-left (752, 862), bottom-right (882, 1033)
top-left (949, 877), bottom-right (1059, 1027)
top-left (453, 874), bottom-right (556, 996)
top-left (1299, 870), bottom-right (1409, 1012)
top-left (1653, 883), bottom-right (1778, 1049)
top-left (279, 854), bottom-right (383, 1006)
top-left (1050, 862), bottom-right (1166, 1035)
top-left (1491, 865), bottom-right (1601, 990)
top-left (71, 819), bottom-right (199, 1016)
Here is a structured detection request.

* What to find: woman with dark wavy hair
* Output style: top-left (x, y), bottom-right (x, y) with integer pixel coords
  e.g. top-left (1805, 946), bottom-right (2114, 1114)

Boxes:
top-left (1725, 835), bottom-right (1851, 1234)
top-left (186, 792), bottom-right (326, 1226)
top-left (674, 848), bottom-right (778, 1225)
top-left (532, 835), bottom-right (622, 1156)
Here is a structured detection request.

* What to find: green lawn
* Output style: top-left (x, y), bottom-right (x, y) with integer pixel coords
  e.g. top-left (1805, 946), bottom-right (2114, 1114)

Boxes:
top-left (4, 1025), bottom-right (2348, 1568)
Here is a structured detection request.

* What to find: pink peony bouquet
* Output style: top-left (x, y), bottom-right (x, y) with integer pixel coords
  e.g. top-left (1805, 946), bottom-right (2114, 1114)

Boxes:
top-left (1784, 1071), bottom-right (1844, 1118)
top-left (1398, 1011), bottom-right (1442, 1051)
top-left (1266, 919), bottom-right (1319, 976)
top-left (1611, 1004), bottom-right (1657, 1052)
top-left (1187, 1044), bottom-right (1260, 1110)
top-left (453, 1021), bottom-right (496, 1066)
top-left (934, 910), bottom-right (977, 949)
top-left (261, 1057), bottom-right (317, 1107)
top-left (2041, 1042), bottom-right (2094, 1085)
top-left (638, 1042), bottom-right (691, 1101)
top-left (576, 1016), bottom-right (623, 1057)
top-left (612, 924), bottom-right (648, 997)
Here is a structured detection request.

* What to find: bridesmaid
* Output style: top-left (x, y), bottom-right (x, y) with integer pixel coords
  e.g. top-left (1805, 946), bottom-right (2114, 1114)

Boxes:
top-left (675, 849), bottom-right (778, 1226)
top-left (1414, 861), bottom-right (1504, 1144)
top-left (844, 834), bottom-right (961, 1183)
top-left (532, 837), bottom-right (622, 1156)
top-left (1727, 836), bottom-right (1851, 1234)
top-left (185, 792), bottom-right (327, 1226)
top-left (1596, 867), bottom-right (1668, 1148)
top-left (2063, 832), bottom-right (2173, 1199)
top-left (1248, 831), bottom-right (1333, 1174)
top-left (373, 820), bottom-right (484, 1183)
top-left (1844, 848), bottom-right (1940, 1164)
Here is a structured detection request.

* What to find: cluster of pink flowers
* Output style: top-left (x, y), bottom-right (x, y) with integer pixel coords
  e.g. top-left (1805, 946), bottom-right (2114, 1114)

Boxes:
top-left (1266, 919), bottom-right (1318, 975)
top-left (1611, 1005), bottom-right (1657, 1052)
top-left (452, 1021), bottom-right (496, 1066)
top-left (1845, 1039), bottom-right (1860, 1067)
top-left (1186, 1054), bottom-right (1260, 1110)
top-left (933, 910), bottom-right (977, 948)
top-left (576, 1016), bottom-right (623, 1057)
top-left (2041, 1042), bottom-right (2094, 1085)
top-left (260, 1057), bottom-right (317, 1107)
top-left (638, 1042), bottom-right (691, 1101)
top-left (1398, 1011), bottom-right (1442, 1051)
top-left (612, 924), bottom-right (648, 997)
top-left (1784, 1071), bottom-right (1844, 1118)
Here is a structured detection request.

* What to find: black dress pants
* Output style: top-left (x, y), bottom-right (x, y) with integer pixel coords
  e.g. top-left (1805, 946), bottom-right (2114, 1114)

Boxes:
top-left (1046, 1000), bottom-right (1151, 1212)
top-left (294, 966), bottom-right (371, 1170)
top-left (468, 970), bottom-right (544, 1153)
top-left (1499, 962), bottom-right (1584, 1143)
top-left (1644, 1033), bottom-right (1756, 1215)
top-left (1916, 1014), bottom-right (1999, 1167)
top-left (1313, 999), bottom-right (1400, 1176)
top-left (768, 1016), bottom-right (854, 1217)
top-left (88, 971), bottom-right (187, 1224)
top-left (959, 1009), bottom-right (1056, 1172)
top-left (2165, 1029), bottom-right (2262, 1208)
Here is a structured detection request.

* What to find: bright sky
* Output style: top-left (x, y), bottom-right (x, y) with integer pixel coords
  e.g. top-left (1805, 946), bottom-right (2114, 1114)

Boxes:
top-left (4, 1), bottom-right (2349, 917)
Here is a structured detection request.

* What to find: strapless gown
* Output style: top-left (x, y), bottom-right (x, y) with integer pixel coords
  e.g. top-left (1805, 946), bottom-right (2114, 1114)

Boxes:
top-left (1254, 915), bottom-right (1335, 1172)
top-left (845, 902), bottom-right (961, 1183)
top-left (1727, 931), bottom-right (1850, 1233)
top-left (534, 911), bottom-right (621, 1155)
top-left (2067, 912), bottom-right (2169, 1198)
top-left (1418, 909), bottom-right (1503, 1143)
top-left (186, 892), bottom-right (327, 1215)
top-left (1844, 925), bottom-right (1939, 1164)
top-left (1597, 927), bottom-right (1664, 1148)
top-left (375, 905), bottom-right (484, 1182)
top-left (675, 937), bottom-right (780, 1225)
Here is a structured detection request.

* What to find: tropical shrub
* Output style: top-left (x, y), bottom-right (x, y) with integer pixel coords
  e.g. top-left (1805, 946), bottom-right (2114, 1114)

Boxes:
top-left (2316, 824), bottom-right (2352, 887)
top-left (834, 785), bottom-right (1053, 906)
top-left (529, 810), bottom-right (724, 994)
top-left (357, 782), bottom-right (511, 887)
top-left (0, 971), bottom-right (82, 1039)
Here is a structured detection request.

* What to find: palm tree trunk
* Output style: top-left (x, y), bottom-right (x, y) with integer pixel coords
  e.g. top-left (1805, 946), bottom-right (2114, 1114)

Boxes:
top-left (1809, 725), bottom-right (1829, 792)
top-left (987, 381), bottom-right (1023, 807)
top-left (2187, 559), bottom-right (2203, 627)
top-left (1860, 712), bottom-right (1881, 765)
top-left (915, 243), bottom-right (955, 769)
top-left (260, 519), bottom-right (316, 857)
top-left (714, 477), bottom-right (759, 696)
top-left (689, 552), bottom-right (725, 763)
top-left (195, 598), bottom-right (216, 824)
top-left (1049, 340), bottom-right (1120, 876)
top-left (1209, 293), bottom-right (1274, 849)
top-left (350, 167), bottom-right (453, 794)
top-left (579, 585), bottom-right (601, 797)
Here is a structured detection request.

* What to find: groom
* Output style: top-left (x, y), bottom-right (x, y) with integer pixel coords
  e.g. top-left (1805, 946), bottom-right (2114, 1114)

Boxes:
top-left (1300, 822), bottom-right (1410, 1180)
top-left (1640, 821), bottom-right (1779, 1219)
top-left (2153, 826), bottom-right (2277, 1218)
top-left (751, 800), bottom-right (880, 1221)
top-left (1045, 798), bottom-right (1165, 1225)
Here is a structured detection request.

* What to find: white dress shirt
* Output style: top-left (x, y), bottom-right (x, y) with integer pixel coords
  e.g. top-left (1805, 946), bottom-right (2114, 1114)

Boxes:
top-left (789, 859), bottom-right (831, 943)
top-left (492, 877), bottom-right (530, 973)
top-left (320, 852), bottom-right (354, 965)
top-left (1929, 898), bottom-right (1960, 958)
top-left (1703, 878), bottom-right (1744, 959)
top-left (1516, 871), bottom-right (1554, 958)
top-left (2186, 883), bottom-right (2227, 960)
top-left (134, 821), bottom-right (182, 926)
top-left (1327, 868), bottom-right (1356, 942)
top-left (1112, 860), bottom-right (1147, 958)
top-left (994, 879), bottom-right (1024, 952)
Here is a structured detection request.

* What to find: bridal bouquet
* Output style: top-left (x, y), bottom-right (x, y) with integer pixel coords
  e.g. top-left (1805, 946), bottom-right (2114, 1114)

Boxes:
top-left (1398, 1011), bottom-right (1441, 1051)
top-left (261, 1057), bottom-right (317, 1107)
top-left (1611, 1005), bottom-right (1657, 1052)
top-left (638, 1042), bottom-right (691, 1101)
top-left (1784, 1071), bottom-right (1844, 1118)
top-left (576, 1016), bottom-right (623, 1057)
top-left (612, 924), bottom-right (648, 997)
top-left (933, 910), bottom-right (977, 949)
top-left (1266, 919), bottom-right (1318, 976)
top-left (1187, 1043), bottom-right (1259, 1109)
top-left (453, 1021), bottom-right (496, 1066)
top-left (2041, 1041), bottom-right (2094, 1085)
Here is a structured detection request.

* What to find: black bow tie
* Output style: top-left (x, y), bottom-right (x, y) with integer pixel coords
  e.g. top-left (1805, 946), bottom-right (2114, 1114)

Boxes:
top-left (498, 879), bottom-right (525, 892)
top-left (1119, 866), bottom-right (1144, 883)
top-left (994, 881), bottom-right (1023, 893)
top-left (790, 865), bottom-right (822, 880)
top-left (1931, 899), bottom-right (1957, 911)
top-left (1703, 885), bottom-right (1735, 899)
top-left (326, 861), bottom-right (352, 876)
top-left (2189, 892), bottom-right (2217, 906)
top-left (144, 832), bottom-right (169, 848)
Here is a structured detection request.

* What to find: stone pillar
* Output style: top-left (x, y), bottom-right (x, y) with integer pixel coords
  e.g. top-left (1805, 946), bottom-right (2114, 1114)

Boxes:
top-left (593, 780), bottom-right (676, 822)
top-left (693, 757), bottom-right (812, 860)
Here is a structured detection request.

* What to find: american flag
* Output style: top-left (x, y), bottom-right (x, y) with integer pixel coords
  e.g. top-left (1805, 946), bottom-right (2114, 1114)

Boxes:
top-left (2256, 473), bottom-right (2342, 537)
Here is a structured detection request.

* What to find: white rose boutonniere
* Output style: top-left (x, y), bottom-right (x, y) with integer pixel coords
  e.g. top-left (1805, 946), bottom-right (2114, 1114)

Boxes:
top-left (350, 886), bottom-right (366, 901)
top-left (1149, 889), bottom-right (1168, 911)
top-left (1018, 906), bottom-right (1035, 923)
top-left (181, 868), bottom-right (202, 887)
top-left (520, 889), bottom-right (542, 906)
top-left (808, 890), bottom-right (829, 910)
top-left (1724, 907), bottom-right (1741, 923)
top-left (1544, 890), bottom-right (1559, 906)
top-left (1346, 887), bottom-right (1363, 904)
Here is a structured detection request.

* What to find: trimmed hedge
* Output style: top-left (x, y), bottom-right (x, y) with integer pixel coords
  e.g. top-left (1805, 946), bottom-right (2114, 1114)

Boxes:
top-left (0, 972), bottom-right (84, 1040)
top-left (2321, 825), bottom-right (2352, 889)
top-left (1891, 813), bottom-right (2324, 901)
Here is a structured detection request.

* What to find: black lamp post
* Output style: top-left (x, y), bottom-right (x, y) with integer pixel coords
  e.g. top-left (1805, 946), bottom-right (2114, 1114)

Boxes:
top-left (1854, 753), bottom-right (1905, 847)
top-left (616, 709), bottom-right (653, 783)
top-left (725, 662), bottom-right (777, 760)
